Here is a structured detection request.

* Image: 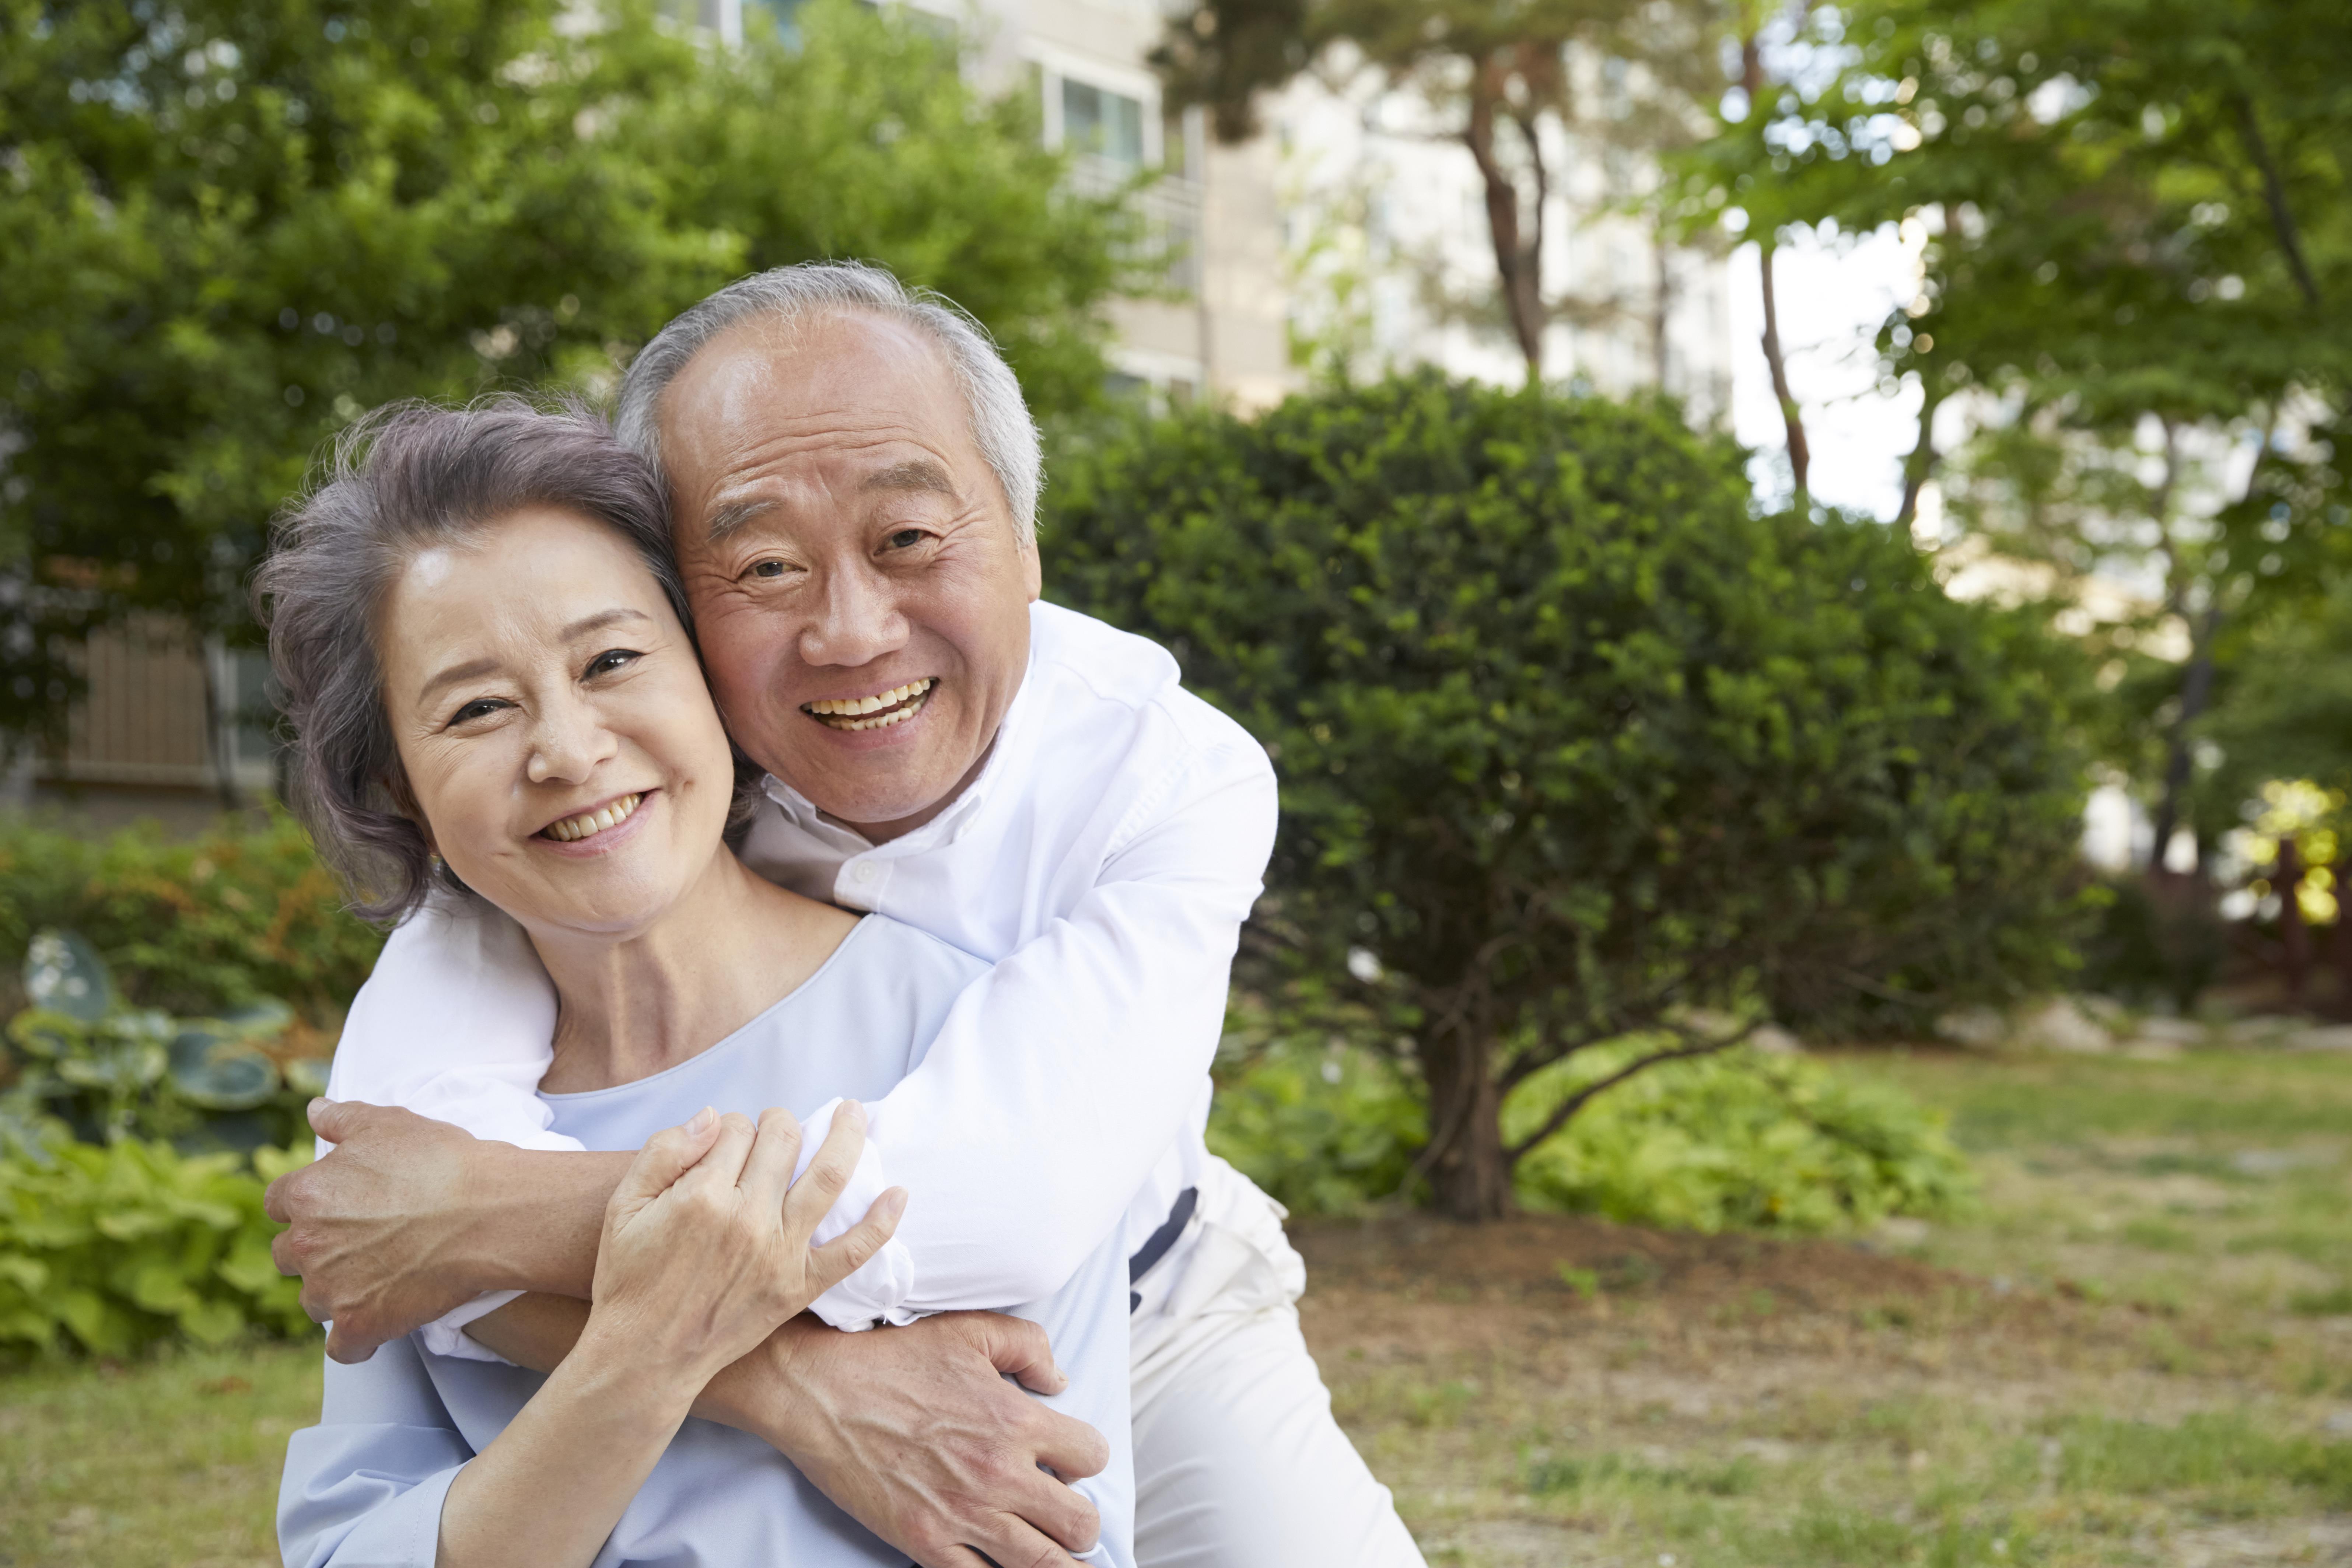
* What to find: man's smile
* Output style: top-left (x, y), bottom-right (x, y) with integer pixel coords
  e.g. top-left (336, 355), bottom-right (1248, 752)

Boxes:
top-left (802, 677), bottom-right (936, 732)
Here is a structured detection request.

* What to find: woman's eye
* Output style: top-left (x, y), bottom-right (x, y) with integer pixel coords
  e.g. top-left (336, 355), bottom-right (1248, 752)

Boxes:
top-left (449, 698), bottom-right (506, 726)
top-left (585, 648), bottom-right (640, 679)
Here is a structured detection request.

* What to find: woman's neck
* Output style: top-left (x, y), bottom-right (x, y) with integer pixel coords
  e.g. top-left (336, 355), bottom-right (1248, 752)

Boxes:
top-left (526, 850), bottom-right (856, 1095)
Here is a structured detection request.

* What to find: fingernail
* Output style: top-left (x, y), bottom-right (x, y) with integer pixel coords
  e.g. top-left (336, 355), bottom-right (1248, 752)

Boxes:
top-left (842, 1098), bottom-right (865, 1122)
top-left (883, 1187), bottom-right (909, 1219)
top-left (687, 1107), bottom-right (717, 1135)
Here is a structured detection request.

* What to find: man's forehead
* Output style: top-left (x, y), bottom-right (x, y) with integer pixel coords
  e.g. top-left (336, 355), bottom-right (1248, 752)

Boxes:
top-left (661, 312), bottom-right (965, 461)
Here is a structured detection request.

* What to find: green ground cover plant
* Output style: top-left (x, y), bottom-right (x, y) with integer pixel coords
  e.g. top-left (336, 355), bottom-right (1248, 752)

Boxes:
top-left (0, 1126), bottom-right (311, 1358)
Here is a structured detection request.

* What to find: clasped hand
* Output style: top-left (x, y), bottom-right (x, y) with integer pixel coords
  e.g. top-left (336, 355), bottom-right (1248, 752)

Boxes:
top-left (581, 1103), bottom-right (904, 1385)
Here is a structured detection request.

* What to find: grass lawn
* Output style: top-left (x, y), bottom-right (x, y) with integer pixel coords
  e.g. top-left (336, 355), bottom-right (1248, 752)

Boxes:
top-left (1304, 1045), bottom-right (2352, 1566)
top-left (4, 1044), bottom-right (2349, 1566)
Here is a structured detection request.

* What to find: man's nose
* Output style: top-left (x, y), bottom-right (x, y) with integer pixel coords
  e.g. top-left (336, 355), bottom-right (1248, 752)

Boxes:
top-left (525, 693), bottom-right (617, 785)
top-left (801, 564), bottom-right (910, 669)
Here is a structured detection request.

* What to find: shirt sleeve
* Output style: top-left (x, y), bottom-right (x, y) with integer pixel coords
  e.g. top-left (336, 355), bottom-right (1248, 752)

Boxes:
top-left (277, 1337), bottom-right (471, 1568)
top-left (326, 899), bottom-right (910, 1342)
top-left (866, 728), bottom-right (1279, 1312)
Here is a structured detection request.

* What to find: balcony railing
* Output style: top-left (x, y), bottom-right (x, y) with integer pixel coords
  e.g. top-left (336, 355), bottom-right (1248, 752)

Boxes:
top-left (1067, 154), bottom-right (1203, 294)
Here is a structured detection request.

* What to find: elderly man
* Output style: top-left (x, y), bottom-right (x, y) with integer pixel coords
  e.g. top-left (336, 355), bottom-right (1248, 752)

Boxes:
top-left (268, 262), bottom-right (1425, 1568)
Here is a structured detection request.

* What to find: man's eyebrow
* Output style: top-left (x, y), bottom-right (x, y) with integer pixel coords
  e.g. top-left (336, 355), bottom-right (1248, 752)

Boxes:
top-left (706, 496), bottom-right (780, 542)
top-left (862, 459), bottom-right (958, 498)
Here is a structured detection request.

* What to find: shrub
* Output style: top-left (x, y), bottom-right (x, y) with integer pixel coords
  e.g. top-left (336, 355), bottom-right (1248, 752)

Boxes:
top-left (1507, 1042), bottom-right (1975, 1233)
top-left (0, 811), bottom-right (379, 1021)
top-left (0, 1120), bottom-right (313, 1358)
top-left (1048, 374), bottom-right (2091, 1218)
top-left (1207, 991), bottom-right (1974, 1230)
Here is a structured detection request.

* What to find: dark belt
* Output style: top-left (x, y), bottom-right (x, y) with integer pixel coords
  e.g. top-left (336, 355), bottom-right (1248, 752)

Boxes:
top-left (1126, 1186), bottom-right (1198, 1313)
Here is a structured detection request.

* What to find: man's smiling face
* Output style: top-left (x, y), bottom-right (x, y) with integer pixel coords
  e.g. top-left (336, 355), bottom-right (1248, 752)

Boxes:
top-left (660, 310), bottom-right (1040, 840)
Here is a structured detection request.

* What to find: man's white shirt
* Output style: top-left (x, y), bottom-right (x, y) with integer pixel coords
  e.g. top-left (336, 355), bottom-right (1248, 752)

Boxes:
top-left (323, 601), bottom-right (1280, 1350)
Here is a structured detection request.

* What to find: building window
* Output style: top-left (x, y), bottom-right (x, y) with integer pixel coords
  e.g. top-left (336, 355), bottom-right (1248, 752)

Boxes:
top-left (1061, 77), bottom-right (1145, 171)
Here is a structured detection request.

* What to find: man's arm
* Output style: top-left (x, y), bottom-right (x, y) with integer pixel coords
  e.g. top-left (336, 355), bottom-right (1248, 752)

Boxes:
top-left (469, 1298), bottom-right (1110, 1568)
top-left (861, 730), bottom-right (1278, 1311)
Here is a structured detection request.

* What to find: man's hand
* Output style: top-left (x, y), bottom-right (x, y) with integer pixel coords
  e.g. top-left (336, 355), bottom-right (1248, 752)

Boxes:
top-left (266, 1100), bottom-right (511, 1362)
top-left (711, 1312), bottom-right (1111, 1568)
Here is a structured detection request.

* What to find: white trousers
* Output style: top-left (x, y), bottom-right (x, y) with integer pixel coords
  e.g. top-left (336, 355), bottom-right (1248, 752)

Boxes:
top-left (1124, 1168), bottom-right (1425, 1568)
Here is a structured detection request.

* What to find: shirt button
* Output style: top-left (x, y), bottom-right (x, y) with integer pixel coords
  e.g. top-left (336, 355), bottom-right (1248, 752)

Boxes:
top-left (850, 862), bottom-right (879, 884)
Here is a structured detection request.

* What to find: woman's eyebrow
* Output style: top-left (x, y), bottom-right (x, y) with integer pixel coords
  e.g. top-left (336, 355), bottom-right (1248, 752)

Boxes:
top-left (415, 610), bottom-right (652, 705)
top-left (560, 607), bottom-right (654, 640)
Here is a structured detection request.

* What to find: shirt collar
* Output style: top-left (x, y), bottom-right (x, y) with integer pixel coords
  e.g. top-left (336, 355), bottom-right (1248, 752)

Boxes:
top-left (757, 628), bottom-right (1043, 856)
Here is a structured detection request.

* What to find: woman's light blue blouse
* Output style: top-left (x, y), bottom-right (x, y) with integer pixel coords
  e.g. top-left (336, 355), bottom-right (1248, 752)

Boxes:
top-left (277, 916), bottom-right (1135, 1568)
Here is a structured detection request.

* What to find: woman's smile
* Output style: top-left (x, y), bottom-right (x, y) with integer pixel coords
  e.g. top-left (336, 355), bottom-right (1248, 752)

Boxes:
top-left (539, 789), bottom-right (654, 845)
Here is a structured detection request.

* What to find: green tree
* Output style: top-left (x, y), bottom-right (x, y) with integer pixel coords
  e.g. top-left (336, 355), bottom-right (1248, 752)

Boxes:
top-left (1151, 0), bottom-right (1722, 382)
top-left (1682, 0), bottom-right (2352, 867)
top-left (0, 0), bottom-right (1135, 745)
top-left (1047, 374), bottom-right (2090, 1218)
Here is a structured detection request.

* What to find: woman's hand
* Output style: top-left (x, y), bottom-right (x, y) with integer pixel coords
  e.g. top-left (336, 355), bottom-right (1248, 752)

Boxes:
top-left (437, 1102), bottom-right (904, 1568)
top-left (582, 1101), bottom-right (907, 1386)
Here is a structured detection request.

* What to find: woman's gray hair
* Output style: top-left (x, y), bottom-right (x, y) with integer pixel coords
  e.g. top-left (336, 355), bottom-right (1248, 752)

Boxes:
top-left (252, 396), bottom-right (686, 925)
top-left (614, 261), bottom-right (1043, 542)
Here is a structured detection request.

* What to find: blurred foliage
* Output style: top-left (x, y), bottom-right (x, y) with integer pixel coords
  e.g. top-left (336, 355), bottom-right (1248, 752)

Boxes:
top-left (2075, 875), bottom-right (2227, 1014)
top-left (1680, 0), bottom-right (2351, 927)
top-left (0, 811), bottom-right (380, 1019)
top-left (6, 928), bottom-right (332, 1151)
top-left (1508, 1040), bottom-right (1975, 1234)
top-left (1048, 374), bottom-right (2089, 1216)
top-left (0, 0), bottom-right (1139, 741)
top-left (0, 1116), bottom-right (312, 1358)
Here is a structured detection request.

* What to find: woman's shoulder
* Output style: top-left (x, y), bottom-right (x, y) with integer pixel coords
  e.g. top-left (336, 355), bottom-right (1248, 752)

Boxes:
top-left (830, 914), bottom-right (993, 996)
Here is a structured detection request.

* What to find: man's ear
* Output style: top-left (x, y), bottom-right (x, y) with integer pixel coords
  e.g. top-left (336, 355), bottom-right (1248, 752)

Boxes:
top-left (1020, 530), bottom-right (1042, 603)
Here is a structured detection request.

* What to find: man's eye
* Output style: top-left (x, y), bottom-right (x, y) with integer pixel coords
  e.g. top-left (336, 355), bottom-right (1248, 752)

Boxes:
top-left (585, 648), bottom-right (640, 679)
top-left (751, 560), bottom-right (787, 579)
top-left (886, 529), bottom-right (926, 550)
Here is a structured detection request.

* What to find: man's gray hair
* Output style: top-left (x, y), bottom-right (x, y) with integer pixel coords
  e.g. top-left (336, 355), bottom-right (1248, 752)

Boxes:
top-left (615, 261), bottom-right (1042, 542)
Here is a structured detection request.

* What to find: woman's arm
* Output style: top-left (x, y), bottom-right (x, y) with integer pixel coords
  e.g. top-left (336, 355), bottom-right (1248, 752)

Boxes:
top-left (437, 1103), bottom-right (900, 1567)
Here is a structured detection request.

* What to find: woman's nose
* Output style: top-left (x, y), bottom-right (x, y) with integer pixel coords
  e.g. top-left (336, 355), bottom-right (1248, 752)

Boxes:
top-left (801, 566), bottom-right (909, 669)
top-left (525, 696), bottom-right (617, 785)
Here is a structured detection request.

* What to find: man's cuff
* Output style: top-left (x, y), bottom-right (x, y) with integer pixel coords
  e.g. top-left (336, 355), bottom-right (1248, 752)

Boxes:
top-left (414, 1291), bottom-right (525, 1363)
top-left (796, 1098), bottom-right (916, 1331)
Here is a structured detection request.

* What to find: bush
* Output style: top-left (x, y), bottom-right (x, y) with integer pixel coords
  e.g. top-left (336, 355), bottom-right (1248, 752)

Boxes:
top-left (0, 811), bottom-right (379, 1021)
top-left (1507, 1042), bottom-right (1975, 1233)
top-left (0, 1121), bottom-right (313, 1358)
top-left (1047, 373), bottom-right (2090, 1218)
top-left (1207, 992), bottom-right (1973, 1229)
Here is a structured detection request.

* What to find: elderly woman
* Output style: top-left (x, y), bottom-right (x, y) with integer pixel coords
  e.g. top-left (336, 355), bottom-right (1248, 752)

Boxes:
top-left (260, 400), bottom-right (1135, 1568)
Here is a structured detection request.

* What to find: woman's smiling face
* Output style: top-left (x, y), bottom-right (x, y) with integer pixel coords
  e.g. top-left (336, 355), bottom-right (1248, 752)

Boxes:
top-left (375, 506), bottom-right (734, 940)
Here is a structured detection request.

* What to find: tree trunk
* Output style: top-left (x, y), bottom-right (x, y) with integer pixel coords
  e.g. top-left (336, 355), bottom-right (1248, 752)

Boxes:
top-left (2146, 606), bottom-right (2220, 871)
top-left (1463, 77), bottom-right (1546, 381)
top-left (1418, 1023), bottom-right (1512, 1220)
top-left (1740, 31), bottom-right (1809, 508)
top-left (1756, 234), bottom-right (1810, 507)
top-left (2276, 836), bottom-right (2311, 1007)
top-left (1894, 375), bottom-right (1942, 532)
top-left (2332, 904), bottom-right (2352, 1021)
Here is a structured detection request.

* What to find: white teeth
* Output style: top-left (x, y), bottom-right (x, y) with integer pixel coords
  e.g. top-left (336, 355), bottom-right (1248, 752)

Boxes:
top-left (543, 793), bottom-right (642, 843)
top-left (806, 678), bottom-right (934, 722)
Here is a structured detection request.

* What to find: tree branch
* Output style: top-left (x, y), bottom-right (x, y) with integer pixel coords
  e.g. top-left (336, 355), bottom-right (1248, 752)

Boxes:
top-left (1503, 1020), bottom-right (1758, 1166)
top-left (2230, 91), bottom-right (2322, 309)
